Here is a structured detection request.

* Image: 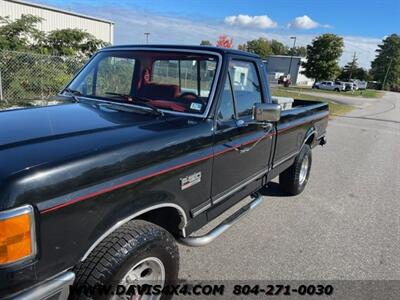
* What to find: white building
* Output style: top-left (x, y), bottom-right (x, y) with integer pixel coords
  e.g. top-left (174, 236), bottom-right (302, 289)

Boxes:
top-left (0, 0), bottom-right (114, 44)
top-left (265, 55), bottom-right (314, 86)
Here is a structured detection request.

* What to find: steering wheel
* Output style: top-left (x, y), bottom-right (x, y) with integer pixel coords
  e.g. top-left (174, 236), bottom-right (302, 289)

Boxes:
top-left (178, 92), bottom-right (207, 105)
top-left (178, 92), bottom-right (199, 100)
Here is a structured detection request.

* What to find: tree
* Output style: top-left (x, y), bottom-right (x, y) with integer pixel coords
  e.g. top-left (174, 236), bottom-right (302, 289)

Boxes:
top-left (338, 54), bottom-right (358, 81)
top-left (216, 35), bottom-right (233, 48)
top-left (238, 38), bottom-right (289, 59)
top-left (339, 66), bottom-right (370, 81)
top-left (238, 38), bottom-right (308, 59)
top-left (301, 33), bottom-right (344, 81)
top-left (239, 38), bottom-right (270, 58)
top-left (0, 15), bottom-right (108, 57)
top-left (339, 66), bottom-right (371, 81)
top-left (238, 38), bottom-right (272, 59)
top-left (0, 15), bottom-right (108, 102)
top-left (270, 39), bottom-right (288, 56)
top-left (370, 34), bottom-right (400, 90)
top-left (345, 53), bottom-right (358, 80)
top-left (288, 46), bottom-right (307, 57)
top-left (200, 40), bottom-right (212, 46)
top-left (43, 28), bottom-right (107, 57)
top-left (338, 54), bottom-right (371, 81)
top-left (0, 15), bottom-right (44, 51)
top-left (355, 68), bottom-right (371, 81)
top-left (0, 50), bottom-right (84, 101)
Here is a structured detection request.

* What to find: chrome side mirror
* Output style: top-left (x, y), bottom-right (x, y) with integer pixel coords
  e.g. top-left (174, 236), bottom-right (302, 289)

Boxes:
top-left (252, 103), bottom-right (281, 122)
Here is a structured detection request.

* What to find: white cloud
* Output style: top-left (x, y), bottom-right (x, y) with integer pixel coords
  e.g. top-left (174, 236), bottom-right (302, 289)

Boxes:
top-left (288, 15), bottom-right (320, 29)
top-left (61, 4), bottom-right (378, 68)
top-left (224, 14), bottom-right (277, 29)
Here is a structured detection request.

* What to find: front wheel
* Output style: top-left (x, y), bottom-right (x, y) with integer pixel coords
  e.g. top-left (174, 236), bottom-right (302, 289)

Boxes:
top-left (279, 144), bottom-right (312, 195)
top-left (71, 220), bottom-right (179, 300)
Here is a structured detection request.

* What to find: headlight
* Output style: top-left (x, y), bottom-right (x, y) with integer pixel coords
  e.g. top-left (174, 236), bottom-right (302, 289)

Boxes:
top-left (0, 205), bottom-right (37, 266)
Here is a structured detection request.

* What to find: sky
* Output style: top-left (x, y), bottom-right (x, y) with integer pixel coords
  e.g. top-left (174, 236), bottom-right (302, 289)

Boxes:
top-left (32, 0), bottom-right (399, 68)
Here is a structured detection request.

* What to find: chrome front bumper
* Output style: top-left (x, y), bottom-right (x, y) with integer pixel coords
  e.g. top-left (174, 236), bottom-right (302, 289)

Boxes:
top-left (14, 271), bottom-right (75, 300)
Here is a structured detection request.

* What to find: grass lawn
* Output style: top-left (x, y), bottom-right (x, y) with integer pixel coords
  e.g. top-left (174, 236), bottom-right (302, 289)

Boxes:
top-left (271, 88), bottom-right (354, 116)
top-left (283, 86), bottom-right (384, 98)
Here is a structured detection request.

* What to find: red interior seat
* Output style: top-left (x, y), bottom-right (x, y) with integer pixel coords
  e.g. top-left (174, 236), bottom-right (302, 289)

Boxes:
top-left (139, 82), bottom-right (179, 100)
top-left (138, 68), bottom-right (179, 100)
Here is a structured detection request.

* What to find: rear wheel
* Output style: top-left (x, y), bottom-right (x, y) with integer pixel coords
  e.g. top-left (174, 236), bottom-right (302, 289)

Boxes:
top-left (71, 220), bottom-right (179, 300)
top-left (279, 144), bottom-right (312, 195)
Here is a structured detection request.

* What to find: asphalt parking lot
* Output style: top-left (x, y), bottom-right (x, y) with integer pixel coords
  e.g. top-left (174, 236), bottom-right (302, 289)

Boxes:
top-left (178, 92), bottom-right (400, 282)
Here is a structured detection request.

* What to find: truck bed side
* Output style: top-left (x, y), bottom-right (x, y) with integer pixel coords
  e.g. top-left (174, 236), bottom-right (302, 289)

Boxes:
top-left (268, 100), bottom-right (329, 180)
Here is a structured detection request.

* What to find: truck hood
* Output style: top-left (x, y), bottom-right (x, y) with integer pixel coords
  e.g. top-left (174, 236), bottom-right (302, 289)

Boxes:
top-left (0, 101), bottom-right (206, 208)
top-left (0, 102), bottom-right (161, 148)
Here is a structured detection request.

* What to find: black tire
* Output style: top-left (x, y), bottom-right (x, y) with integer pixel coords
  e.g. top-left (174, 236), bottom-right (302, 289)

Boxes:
top-left (70, 220), bottom-right (179, 300)
top-left (335, 88), bottom-right (340, 92)
top-left (279, 144), bottom-right (312, 196)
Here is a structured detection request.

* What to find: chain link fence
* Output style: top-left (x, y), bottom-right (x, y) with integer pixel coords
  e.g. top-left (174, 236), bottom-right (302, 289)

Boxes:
top-left (0, 50), bottom-right (86, 107)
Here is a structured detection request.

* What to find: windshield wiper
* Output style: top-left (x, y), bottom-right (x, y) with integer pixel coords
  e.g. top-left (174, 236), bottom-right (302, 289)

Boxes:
top-left (131, 96), bottom-right (164, 117)
top-left (63, 87), bottom-right (81, 103)
top-left (104, 92), bottom-right (164, 116)
top-left (105, 92), bottom-right (132, 100)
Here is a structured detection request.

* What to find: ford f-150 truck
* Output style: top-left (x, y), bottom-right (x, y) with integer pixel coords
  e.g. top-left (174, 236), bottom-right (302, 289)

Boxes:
top-left (0, 45), bottom-right (328, 299)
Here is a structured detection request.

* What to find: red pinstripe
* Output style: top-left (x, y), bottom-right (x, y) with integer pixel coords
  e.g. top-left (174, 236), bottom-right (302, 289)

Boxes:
top-left (40, 114), bottom-right (328, 214)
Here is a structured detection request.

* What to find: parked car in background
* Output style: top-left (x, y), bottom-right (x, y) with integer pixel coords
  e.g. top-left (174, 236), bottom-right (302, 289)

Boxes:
top-left (367, 81), bottom-right (380, 90)
top-left (357, 81), bottom-right (367, 90)
top-left (278, 74), bottom-right (291, 86)
top-left (268, 71), bottom-right (285, 81)
top-left (344, 82), bottom-right (354, 91)
top-left (351, 80), bottom-right (367, 90)
top-left (313, 81), bottom-right (346, 92)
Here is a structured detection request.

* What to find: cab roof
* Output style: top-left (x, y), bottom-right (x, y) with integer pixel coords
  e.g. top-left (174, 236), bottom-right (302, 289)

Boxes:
top-left (101, 44), bottom-right (260, 58)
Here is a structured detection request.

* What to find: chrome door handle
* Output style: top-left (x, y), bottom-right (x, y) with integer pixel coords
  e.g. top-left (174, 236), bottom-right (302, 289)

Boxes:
top-left (236, 119), bottom-right (273, 131)
top-left (232, 126), bottom-right (274, 154)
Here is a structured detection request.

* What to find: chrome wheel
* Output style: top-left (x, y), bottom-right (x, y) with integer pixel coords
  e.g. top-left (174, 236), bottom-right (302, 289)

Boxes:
top-left (113, 257), bottom-right (165, 300)
top-left (299, 155), bottom-right (309, 185)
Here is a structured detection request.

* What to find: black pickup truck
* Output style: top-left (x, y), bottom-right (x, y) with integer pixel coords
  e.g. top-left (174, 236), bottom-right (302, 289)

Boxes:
top-left (0, 45), bottom-right (328, 299)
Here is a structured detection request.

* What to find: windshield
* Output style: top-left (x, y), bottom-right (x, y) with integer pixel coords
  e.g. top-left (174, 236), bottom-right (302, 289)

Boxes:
top-left (66, 50), bottom-right (219, 115)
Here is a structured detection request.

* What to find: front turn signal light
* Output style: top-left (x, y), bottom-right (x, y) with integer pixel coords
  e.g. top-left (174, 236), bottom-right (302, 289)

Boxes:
top-left (0, 205), bottom-right (36, 266)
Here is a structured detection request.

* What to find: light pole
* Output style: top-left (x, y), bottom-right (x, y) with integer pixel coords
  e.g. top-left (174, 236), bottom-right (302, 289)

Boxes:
top-left (144, 32), bottom-right (150, 44)
top-left (382, 56), bottom-right (393, 90)
top-left (287, 36), bottom-right (297, 79)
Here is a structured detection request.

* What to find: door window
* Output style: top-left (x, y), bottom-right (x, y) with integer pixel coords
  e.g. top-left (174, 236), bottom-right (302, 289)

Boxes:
top-left (217, 76), bottom-right (236, 122)
top-left (229, 60), bottom-right (262, 118)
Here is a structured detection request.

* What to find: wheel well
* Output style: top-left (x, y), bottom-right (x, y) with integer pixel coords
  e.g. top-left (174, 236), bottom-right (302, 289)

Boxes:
top-left (304, 132), bottom-right (316, 146)
top-left (80, 204), bottom-right (186, 262)
top-left (138, 207), bottom-right (183, 237)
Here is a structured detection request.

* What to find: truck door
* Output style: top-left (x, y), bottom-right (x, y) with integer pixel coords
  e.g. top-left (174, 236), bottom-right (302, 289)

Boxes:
top-left (211, 59), bottom-right (274, 206)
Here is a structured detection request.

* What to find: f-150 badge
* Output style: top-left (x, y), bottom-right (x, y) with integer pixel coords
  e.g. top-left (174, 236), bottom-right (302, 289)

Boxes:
top-left (180, 172), bottom-right (201, 190)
